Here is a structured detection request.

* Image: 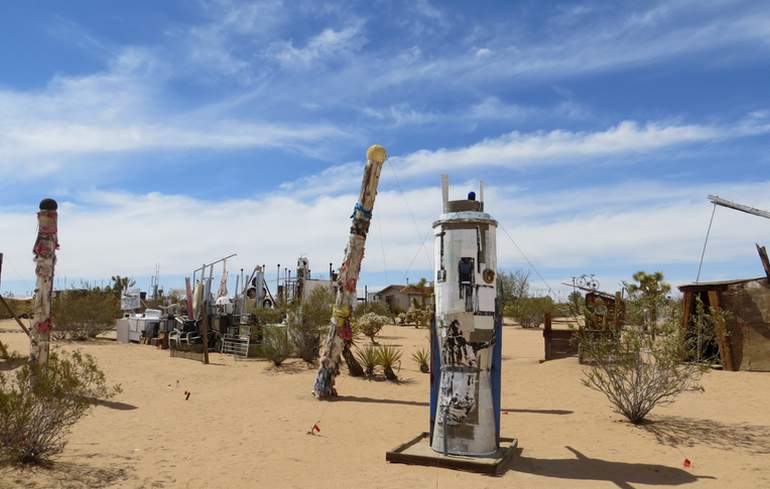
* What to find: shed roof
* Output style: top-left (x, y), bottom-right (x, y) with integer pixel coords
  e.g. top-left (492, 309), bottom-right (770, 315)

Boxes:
top-left (678, 276), bottom-right (768, 291)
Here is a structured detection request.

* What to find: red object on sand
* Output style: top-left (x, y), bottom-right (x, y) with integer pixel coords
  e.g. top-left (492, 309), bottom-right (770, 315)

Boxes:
top-left (313, 424), bottom-right (321, 433)
top-left (683, 459), bottom-right (692, 468)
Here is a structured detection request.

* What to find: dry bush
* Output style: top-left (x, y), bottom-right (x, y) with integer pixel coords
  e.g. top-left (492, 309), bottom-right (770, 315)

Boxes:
top-left (579, 272), bottom-right (717, 424)
top-left (52, 288), bottom-right (119, 340)
top-left (0, 350), bottom-right (120, 464)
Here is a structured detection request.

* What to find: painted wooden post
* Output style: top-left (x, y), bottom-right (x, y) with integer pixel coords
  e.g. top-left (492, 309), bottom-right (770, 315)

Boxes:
top-left (543, 312), bottom-right (552, 361)
top-left (201, 264), bottom-right (211, 365)
top-left (313, 145), bottom-right (387, 398)
top-left (30, 198), bottom-right (59, 368)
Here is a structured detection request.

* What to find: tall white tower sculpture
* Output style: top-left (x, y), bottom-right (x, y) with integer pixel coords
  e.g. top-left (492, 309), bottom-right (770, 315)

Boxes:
top-left (431, 175), bottom-right (499, 456)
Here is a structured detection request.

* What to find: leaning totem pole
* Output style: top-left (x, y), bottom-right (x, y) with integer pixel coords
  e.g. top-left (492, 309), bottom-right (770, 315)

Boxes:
top-left (29, 198), bottom-right (59, 368)
top-left (313, 145), bottom-right (387, 398)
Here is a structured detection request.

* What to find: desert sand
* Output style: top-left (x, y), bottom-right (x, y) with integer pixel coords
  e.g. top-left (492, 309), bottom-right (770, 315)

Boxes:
top-left (1, 319), bottom-right (769, 489)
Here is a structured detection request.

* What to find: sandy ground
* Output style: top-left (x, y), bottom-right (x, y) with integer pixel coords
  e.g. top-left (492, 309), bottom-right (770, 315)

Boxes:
top-left (1, 319), bottom-right (769, 489)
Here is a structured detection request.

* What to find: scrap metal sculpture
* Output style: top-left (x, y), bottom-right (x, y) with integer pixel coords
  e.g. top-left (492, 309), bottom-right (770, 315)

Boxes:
top-left (313, 145), bottom-right (387, 398)
top-left (30, 198), bottom-right (59, 368)
top-left (430, 176), bottom-right (501, 456)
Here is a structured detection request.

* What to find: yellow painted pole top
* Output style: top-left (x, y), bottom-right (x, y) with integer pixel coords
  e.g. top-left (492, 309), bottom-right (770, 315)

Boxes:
top-left (366, 144), bottom-right (387, 163)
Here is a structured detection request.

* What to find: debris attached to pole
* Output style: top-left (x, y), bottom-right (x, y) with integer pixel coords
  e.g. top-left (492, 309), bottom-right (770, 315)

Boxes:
top-left (313, 145), bottom-right (387, 398)
top-left (30, 198), bottom-right (59, 368)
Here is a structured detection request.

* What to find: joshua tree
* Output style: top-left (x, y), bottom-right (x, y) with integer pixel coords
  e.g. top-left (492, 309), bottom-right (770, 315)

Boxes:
top-left (110, 275), bottom-right (135, 298)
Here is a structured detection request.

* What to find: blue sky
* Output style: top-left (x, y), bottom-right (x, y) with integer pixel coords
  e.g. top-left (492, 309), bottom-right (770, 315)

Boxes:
top-left (1, 0), bottom-right (769, 298)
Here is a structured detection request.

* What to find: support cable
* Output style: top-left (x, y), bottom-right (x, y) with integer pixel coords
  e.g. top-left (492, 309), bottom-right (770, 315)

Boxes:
top-left (499, 222), bottom-right (554, 295)
top-left (695, 203), bottom-right (717, 284)
top-left (385, 162), bottom-right (434, 280)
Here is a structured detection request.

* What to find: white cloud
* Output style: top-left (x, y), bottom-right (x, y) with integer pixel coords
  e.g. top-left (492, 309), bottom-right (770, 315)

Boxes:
top-left (371, 2), bottom-right (770, 91)
top-left (0, 47), bottom-right (349, 182)
top-left (268, 23), bottom-right (365, 68)
top-left (3, 179), bottom-right (769, 295)
top-left (391, 118), bottom-right (763, 177)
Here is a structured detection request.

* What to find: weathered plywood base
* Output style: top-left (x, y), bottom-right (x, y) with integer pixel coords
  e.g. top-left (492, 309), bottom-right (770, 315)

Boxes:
top-left (386, 432), bottom-right (518, 476)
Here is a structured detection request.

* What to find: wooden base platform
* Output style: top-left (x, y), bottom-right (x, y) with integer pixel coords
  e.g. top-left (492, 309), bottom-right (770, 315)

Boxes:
top-left (386, 432), bottom-right (518, 477)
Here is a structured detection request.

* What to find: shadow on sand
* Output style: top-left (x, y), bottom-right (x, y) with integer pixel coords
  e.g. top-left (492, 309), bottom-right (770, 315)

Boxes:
top-left (639, 415), bottom-right (770, 454)
top-left (0, 459), bottom-right (130, 489)
top-left (264, 360), bottom-right (315, 375)
top-left (331, 395), bottom-right (574, 416)
top-left (89, 398), bottom-right (138, 411)
top-left (0, 356), bottom-right (29, 371)
top-left (512, 446), bottom-right (713, 489)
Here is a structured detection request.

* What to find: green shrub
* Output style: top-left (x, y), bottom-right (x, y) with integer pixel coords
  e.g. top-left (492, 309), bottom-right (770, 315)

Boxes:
top-left (0, 297), bottom-right (33, 321)
top-left (288, 288), bottom-right (333, 363)
top-left (0, 350), bottom-right (120, 464)
top-left (354, 345), bottom-right (379, 377)
top-left (506, 296), bottom-right (555, 328)
top-left (262, 325), bottom-right (290, 366)
top-left (52, 288), bottom-right (120, 340)
top-left (377, 345), bottom-right (402, 381)
top-left (354, 313), bottom-right (389, 344)
top-left (405, 300), bottom-right (431, 328)
top-left (411, 348), bottom-right (430, 373)
top-left (251, 307), bottom-right (286, 327)
top-left (354, 301), bottom-right (392, 320)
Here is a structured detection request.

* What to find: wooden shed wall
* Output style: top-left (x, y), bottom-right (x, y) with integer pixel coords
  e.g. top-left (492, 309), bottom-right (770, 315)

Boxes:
top-left (721, 280), bottom-right (770, 372)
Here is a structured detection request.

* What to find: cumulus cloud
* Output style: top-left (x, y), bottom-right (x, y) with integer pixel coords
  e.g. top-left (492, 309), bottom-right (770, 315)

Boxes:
top-left (3, 180), bottom-right (770, 296)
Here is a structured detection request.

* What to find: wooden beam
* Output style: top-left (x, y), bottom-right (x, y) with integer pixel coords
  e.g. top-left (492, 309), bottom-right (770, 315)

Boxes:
top-left (756, 243), bottom-right (770, 281)
top-left (0, 294), bottom-right (31, 337)
top-left (707, 290), bottom-right (735, 371)
top-left (709, 195), bottom-right (770, 220)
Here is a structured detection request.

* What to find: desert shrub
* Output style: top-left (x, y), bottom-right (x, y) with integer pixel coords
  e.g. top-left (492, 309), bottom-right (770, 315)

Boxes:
top-left (506, 296), bottom-right (554, 328)
top-left (567, 291), bottom-right (585, 317)
top-left (498, 270), bottom-right (530, 311)
top-left (354, 313), bottom-right (389, 344)
top-left (287, 287), bottom-right (334, 363)
top-left (52, 288), bottom-right (120, 340)
top-left (354, 301), bottom-right (392, 320)
top-left (354, 345), bottom-right (379, 377)
top-left (262, 325), bottom-right (290, 366)
top-left (623, 271), bottom-right (671, 335)
top-left (0, 350), bottom-right (120, 464)
top-left (251, 306), bottom-right (286, 327)
top-left (412, 348), bottom-right (430, 373)
top-left (377, 345), bottom-right (402, 381)
top-left (579, 272), bottom-right (714, 424)
top-left (0, 297), bottom-right (33, 321)
top-left (405, 298), bottom-right (432, 328)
